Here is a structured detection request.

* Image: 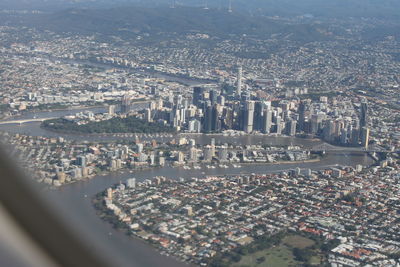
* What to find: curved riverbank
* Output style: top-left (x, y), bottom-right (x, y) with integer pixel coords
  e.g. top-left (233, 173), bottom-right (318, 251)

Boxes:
top-left (0, 108), bottom-right (376, 266)
top-left (43, 151), bottom-right (373, 267)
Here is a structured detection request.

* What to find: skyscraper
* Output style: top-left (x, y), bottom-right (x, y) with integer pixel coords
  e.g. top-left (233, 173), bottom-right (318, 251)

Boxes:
top-left (253, 101), bottom-right (264, 131)
top-left (361, 127), bottom-right (370, 149)
top-left (360, 101), bottom-right (368, 129)
top-left (276, 116), bottom-right (283, 135)
top-left (203, 102), bottom-right (213, 133)
top-left (76, 155), bottom-right (86, 167)
top-left (351, 128), bottom-right (359, 146)
top-left (244, 100), bottom-right (255, 133)
top-left (209, 89), bottom-right (217, 106)
top-left (298, 99), bottom-right (311, 132)
top-left (121, 95), bottom-right (132, 113)
top-left (340, 128), bottom-right (348, 144)
top-left (298, 101), bottom-right (306, 132)
top-left (262, 108), bottom-right (272, 134)
top-left (144, 108), bottom-right (152, 122)
top-left (193, 87), bottom-right (204, 107)
top-left (286, 120), bottom-right (297, 136)
top-left (211, 104), bottom-right (220, 132)
top-left (236, 66), bottom-right (242, 97)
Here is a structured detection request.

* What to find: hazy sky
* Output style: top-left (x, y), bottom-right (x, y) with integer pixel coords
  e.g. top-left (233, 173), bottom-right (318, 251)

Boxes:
top-left (1, 0), bottom-right (399, 19)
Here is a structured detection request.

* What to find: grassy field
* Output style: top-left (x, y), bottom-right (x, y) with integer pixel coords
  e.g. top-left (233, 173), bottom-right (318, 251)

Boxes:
top-left (231, 235), bottom-right (319, 267)
top-left (232, 245), bottom-right (299, 267)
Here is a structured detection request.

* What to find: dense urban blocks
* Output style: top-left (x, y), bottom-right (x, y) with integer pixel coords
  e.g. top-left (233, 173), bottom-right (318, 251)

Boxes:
top-left (97, 161), bottom-right (400, 266)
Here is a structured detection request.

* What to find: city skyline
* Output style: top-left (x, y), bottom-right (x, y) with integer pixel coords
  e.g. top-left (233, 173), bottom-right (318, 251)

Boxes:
top-left (0, 2), bottom-right (399, 267)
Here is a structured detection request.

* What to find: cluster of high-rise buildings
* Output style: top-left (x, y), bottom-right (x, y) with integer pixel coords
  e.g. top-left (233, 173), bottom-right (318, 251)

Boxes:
top-left (119, 67), bottom-right (370, 149)
top-left (298, 98), bottom-right (370, 148)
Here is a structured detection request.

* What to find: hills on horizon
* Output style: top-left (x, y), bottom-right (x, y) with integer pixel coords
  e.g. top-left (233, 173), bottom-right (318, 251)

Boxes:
top-left (1, 0), bottom-right (400, 20)
top-left (22, 6), bottom-right (333, 42)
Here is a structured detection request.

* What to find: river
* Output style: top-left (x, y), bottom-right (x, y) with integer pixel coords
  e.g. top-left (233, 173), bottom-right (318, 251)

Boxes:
top-left (53, 57), bottom-right (216, 86)
top-left (0, 105), bottom-right (324, 146)
top-left (1, 108), bottom-right (375, 267)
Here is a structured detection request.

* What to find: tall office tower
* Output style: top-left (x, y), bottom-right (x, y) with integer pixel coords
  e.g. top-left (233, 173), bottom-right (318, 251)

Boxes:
top-left (179, 108), bottom-right (186, 125)
top-left (310, 114), bottom-right (320, 134)
top-left (253, 101), bottom-right (264, 131)
top-left (76, 155), bottom-right (86, 167)
top-left (323, 120), bottom-right (336, 142)
top-left (121, 95), bottom-right (132, 113)
top-left (340, 128), bottom-right (348, 144)
top-left (244, 100), bottom-right (255, 133)
top-left (360, 101), bottom-right (368, 129)
top-left (262, 108), bottom-right (272, 134)
top-left (351, 128), bottom-right (359, 146)
top-left (311, 113), bottom-right (326, 135)
top-left (276, 116), bottom-right (283, 135)
top-left (211, 105), bottom-right (220, 132)
top-left (209, 89), bottom-right (218, 106)
top-left (286, 120), bottom-right (297, 136)
top-left (203, 102), bottom-right (213, 133)
top-left (236, 66), bottom-right (242, 97)
top-left (298, 100), bottom-right (307, 132)
top-left (193, 87), bottom-right (204, 107)
top-left (238, 105), bottom-right (246, 131)
top-left (170, 107), bottom-right (180, 127)
top-left (334, 120), bottom-right (344, 138)
top-left (361, 127), bottom-right (370, 149)
top-left (222, 107), bottom-right (234, 130)
top-left (144, 108), bottom-right (152, 122)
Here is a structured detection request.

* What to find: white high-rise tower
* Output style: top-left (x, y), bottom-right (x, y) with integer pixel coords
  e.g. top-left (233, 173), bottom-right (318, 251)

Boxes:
top-left (236, 66), bottom-right (242, 96)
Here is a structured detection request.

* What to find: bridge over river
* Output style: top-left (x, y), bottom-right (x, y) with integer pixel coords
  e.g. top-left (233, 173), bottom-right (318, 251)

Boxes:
top-left (310, 143), bottom-right (395, 153)
top-left (0, 117), bottom-right (57, 125)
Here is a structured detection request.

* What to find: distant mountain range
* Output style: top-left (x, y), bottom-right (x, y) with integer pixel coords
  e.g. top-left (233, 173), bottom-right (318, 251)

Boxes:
top-left (24, 6), bottom-right (333, 42)
top-left (1, 0), bottom-right (400, 20)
